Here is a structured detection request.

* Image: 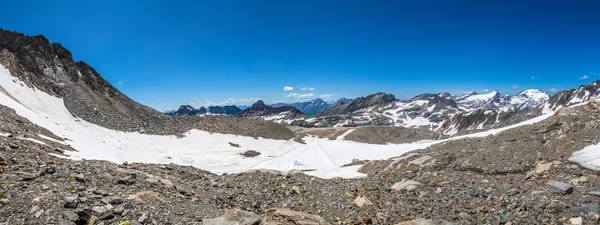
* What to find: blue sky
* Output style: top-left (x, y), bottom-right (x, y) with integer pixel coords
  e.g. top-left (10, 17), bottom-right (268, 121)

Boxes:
top-left (1, 0), bottom-right (599, 110)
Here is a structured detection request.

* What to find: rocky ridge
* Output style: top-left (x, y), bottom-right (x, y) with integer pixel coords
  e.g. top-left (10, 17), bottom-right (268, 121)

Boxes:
top-left (0, 28), bottom-right (294, 140)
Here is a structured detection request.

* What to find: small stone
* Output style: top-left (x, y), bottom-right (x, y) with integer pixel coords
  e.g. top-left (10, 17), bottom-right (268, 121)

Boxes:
top-left (588, 191), bottom-right (600, 197)
top-left (569, 217), bottom-right (583, 225)
top-left (63, 211), bottom-right (79, 221)
top-left (41, 184), bottom-right (49, 190)
top-left (0, 198), bottom-right (10, 205)
top-left (535, 162), bottom-right (552, 174)
top-left (118, 174), bottom-right (136, 185)
top-left (506, 188), bottom-right (519, 196)
top-left (35, 209), bottom-right (43, 218)
top-left (92, 206), bottom-right (107, 214)
top-left (138, 213), bottom-right (147, 223)
top-left (131, 221), bottom-right (142, 225)
top-left (74, 173), bottom-right (86, 183)
top-left (113, 205), bottom-right (125, 215)
top-left (288, 169), bottom-right (304, 175)
top-left (93, 189), bottom-right (108, 196)
top-left (8, 143), bottom-right (19, 149)
top-left (64, 196), bottom-right (78, 208)
top-left (291, 186), bottom-right (301, 195)
top-left (99, 212), bottom-right (114, 220)
top-left (110, 197), bottom-right (124, 205)
top-left (383, 185), bottom-right (391, 192)
top-left (547, 181), bottom-right (574, 195)
top-left (352, 194), bottom-right (373, 208)
top-left (87, 215), bottom-right (98, 225)
top-left (45, 166), bottom-right (56, 174)
top-left (21, 172), bottom-right (37, 181)
top-left (570, 176), bottom-right (588, 185)
top-left (252, 200), bottom-right (261, 209)
top-left (376, 212), bottom-right (388, 221)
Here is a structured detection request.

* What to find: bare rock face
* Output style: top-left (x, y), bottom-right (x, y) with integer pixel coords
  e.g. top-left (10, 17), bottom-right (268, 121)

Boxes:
top-left (203, 209), bottom-right (261, 225)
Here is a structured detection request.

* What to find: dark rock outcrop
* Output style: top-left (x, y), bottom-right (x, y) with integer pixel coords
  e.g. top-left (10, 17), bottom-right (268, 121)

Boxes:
top-left (237, 100), bottom-right (305, 119)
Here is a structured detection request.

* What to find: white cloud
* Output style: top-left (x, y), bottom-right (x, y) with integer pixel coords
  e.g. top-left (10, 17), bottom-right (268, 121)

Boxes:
top-left (580, 75), bottom-right (589, 80)
top-left (531, 76), bottom-right (535, 80)
top-left (319, 94), bottom-right (336, 99)
top-left (283, 86), bottom-right (294, 91)
top-left (286, 92), bottom-right (315, 99)
top-left (512, 85), bottom-right (520, 89)
top-left (300, 87), bottom-right (316, 91)
top-left (117, 81), bottom-right (123, 86)
top-left (549, 88), bottom-right (558, 93)
top-left (482, 89), bottom-right (489, 92)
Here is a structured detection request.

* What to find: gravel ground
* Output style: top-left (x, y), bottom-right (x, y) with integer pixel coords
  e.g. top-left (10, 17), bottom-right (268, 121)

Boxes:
top-left (345, 126), bottom-right (445, 144)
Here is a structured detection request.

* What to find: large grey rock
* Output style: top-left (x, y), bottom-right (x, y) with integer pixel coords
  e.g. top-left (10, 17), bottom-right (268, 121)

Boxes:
top-left (64, 196), bottom-right (78, 208)
top-left (203, 209), bottom-right (261, 225)
top-left (547, 181), bottom-right (574, 194)
top-left (263, 208), bottom-right (327, 225)
top-left (391, 179), bottom-right (422, 192)
top-left (395, 218), bottom-right (454, 225)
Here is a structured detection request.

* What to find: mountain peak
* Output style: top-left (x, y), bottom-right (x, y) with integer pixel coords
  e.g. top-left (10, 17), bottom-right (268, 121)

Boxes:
top-left (251, 100), bottom-right (267, 109)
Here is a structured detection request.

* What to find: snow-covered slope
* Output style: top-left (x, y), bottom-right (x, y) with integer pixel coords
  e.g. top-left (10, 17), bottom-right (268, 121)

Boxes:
top-left (542, 82), bottom-right (600, 113)
top-left (291, 89), bottom-right (551, 135)
top-left (509, 89), bottom-right (550, 111)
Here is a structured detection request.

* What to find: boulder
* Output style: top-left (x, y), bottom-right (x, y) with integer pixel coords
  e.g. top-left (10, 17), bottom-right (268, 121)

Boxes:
top-left (391, 179), bottom-right (422, 192)
top-left (263, 208), bottom-right (327, 225)
top-left (547, 181), bottom-right (574, 194)
top-left (203, 209), bottom-right (261, 225)
top-left (395, 218), bottom-right (454, 225)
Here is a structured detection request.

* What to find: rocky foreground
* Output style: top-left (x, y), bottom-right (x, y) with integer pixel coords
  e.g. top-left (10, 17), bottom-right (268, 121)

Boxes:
top-left (2, 103), bottom-right (600, 225)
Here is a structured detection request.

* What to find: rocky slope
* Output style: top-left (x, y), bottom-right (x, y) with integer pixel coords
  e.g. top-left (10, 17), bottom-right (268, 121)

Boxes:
top-left (0, 29), bottom-right (293, 140)
top-left (237, 100), bottom-right (305, 124)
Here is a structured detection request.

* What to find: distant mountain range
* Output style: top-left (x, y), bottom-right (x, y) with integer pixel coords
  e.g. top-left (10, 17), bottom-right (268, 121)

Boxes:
top-left (166, 105), bottom-right (242, 116)
top-left (163, 83), bottom-right (600, 135)
top-left (165, 97), bottom-right (353, 116)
